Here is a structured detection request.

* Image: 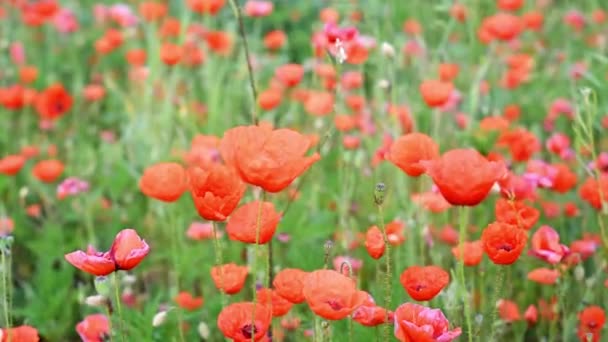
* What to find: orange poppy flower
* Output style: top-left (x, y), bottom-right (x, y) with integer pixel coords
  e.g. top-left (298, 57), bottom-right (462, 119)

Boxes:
top-left (497, 0), bottom-right (523, 11)
top-left (160, 43), bottom-right (182, 66)
top-left (219, 125), bottom-right (320, 192)
top-left (497, 299), bottom-right (521, 322)
top-left (302, 269), bottom-right (367, 320)
top-left (503, 104), bottom-right (520, 121)
top-left (188, 163), bottom-right (245, 221)
top-left (423, 148), bottom-right (506, 206)
top-left (32, 159), bottom-right (64, 183)
top-left (226, 201), bottom-right (281, 244)
top-left (450, 3), bottom-right (467, 22)
top-left (394, 303), bottom-right (461, 342)
top-left (438, 63), bottom-right (459, 82)
top-left (352, 301), bottom-right (392, 327)
top-left (1, 325), bottom-right (39, 342)
top-left (125, 49), bottom-right (147, 66)
top-left (139, 1), bottom-right (168, 21)
top-left (522, 11), bottom-right (543, 31)
top-left (35, 83), bottom-right (72, 120)
top-left (258, 88), bottom-right (282, 111)
top-left (497, 128), bottom-right (540, 162)
top-left (400, 265), bottom-right (449, 301)
top-left (579, 175), bottom-right (608, 210)
top-left (451, 240), bottom-right (483, 266)
top-left (139, 162), bottom-right (187, 202)
top-left (19, 65), bottom-right (38, 84)
top-left (485, 13), bottom-right (523, 41)
top-left (217, 302), bottom-right (271, 342)
top-left (386, 220), bottom-right (406, 246)
top-left (109, 229), bottom-right (150, 271)
top-left (411, 191), bottom-right (452, 213)
top-left (494, 198), bottom-right (539, 230)
top-left (257, 288), bottom-right (293, 317)
top-left (578, 306), bottom-right (605, 342)
top-left (389, 133), bottom-right (439, 177)
top-left (76, 314), bottom-right (109, 342)
top-left (263, 30), bottom-right (286, 50)
top-left (551, 163), bottom-right (577, 193)
top-left (527, 268), bottom-right (559, 285)
top-left (204, 30), bottom-right (233, 56)
top-left (187, 0), bottom-right (226, 15)
top-left (0, 154), bottom-right (26, 176)
top-left (174, 291), bottom-right (204, 311)
top-left (419, 80), bottom-right (453, 108)
top-left (304, 91), bottom-right (334, 116)
top-left (364, 226), bottom-right (385, 259)
top-left (273, 268), bottom-right (308, 304)
top-left (481, 221), bottom-right (528, 265)
top-left (211, 263), bottom-right (248, 294)
top-left (275, 64), bottom-right (304, 88)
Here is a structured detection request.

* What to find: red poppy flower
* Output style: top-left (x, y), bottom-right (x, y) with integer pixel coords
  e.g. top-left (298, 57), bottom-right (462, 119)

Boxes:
top-left (174, 291), bottom-right (204, 311)
top-left (160, 43), bottom-right (182, 66)
top-left (32, 159), bottom-right (64, 183)
top-left (64, 247), bottom-right (116, 276)
top-left (494, 198), bottom-right (539, 230)
top-left (1, 325), bottom-right (40, 342)
top-left (525, 305), bottom-right (538, 325)
top-left (275, 64), bottom-right (304, 88)
top-left (485, 13), bottom-right (523, 41)
top-left (187, 0), bottom-right (226, 15)
top-left (400, 265), bottom-right (449, 301)
top-left (451, 240), bottom-right (483, 266)
top-left (0, 154), bottom-right (26, 176)
top-left (498, 0), bottom-right (523, 11)
top-left (219, 125), bottom-right (320, 192)
top-left (217, 302), bottom-right (271, 342)
top-left (412, 191), bottom-right (452, 213)
top-left (389, 133), bottom-right (439, 177)
top-left (302, 269), bottom-right (367, 320)
top-left (419, 80), bottom-right (453, 108)
top-left (578, 306), bottom-right (606, 342)
top-left (263, 30), bottom-right (286, 50)
top-left (352, 303), bottom-right (392, 327)
top-left (76, 314), bottom-right (110, 342)
top-left (188, 163), bottom-right (246, 221)
top-left (481, 221), bottom-right (528, 265)
top-left (497, 299), bottom-right (521, 322)
top-left (109, 229), bottom-right (150, 271)
top-left (394, 303), bottom-right (461, 342)
top-left (225, 201), bottom-right (281, 244)
top-left (527, 268), bottom-right (559, 285)
top-left (304, 91), bottom-right (334, 116)
top-left (257, 288), bottom-right (293, 317)
top-left (549, 163), bottom-right (576, 193)
top-left (35, 83), bottom-right (72, 120)
top-left (273, 268), bottom-right (308, 304)
top-left (139, 162), bottom-right (187, 202)
top-left (529, 225), bottom-right (569, 264)
top-left (423, 148), bottom-right (506, 206)
top-left (364, 226), bottom-right (385, 259)
top-left (211, 263), bottom-right (248, 294)
top-left (579, 175), bottom-right (608, 210)
top-left (386, 220), bottom-right (407, 245)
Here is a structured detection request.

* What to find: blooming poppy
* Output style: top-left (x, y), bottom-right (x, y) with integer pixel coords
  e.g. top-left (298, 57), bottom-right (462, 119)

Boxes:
top-left (188, 163), bottom-right (246, 221)
top-left (352, 302), bottom-right (393, 327)
top-left (257, 288), bottom-right (293, 317)
top-left (160, 43), bottom-right (182, 66)
top-left (304, 91), bottom-right (334, 116)
top-left (389, 133), bottom-right (439, 177)
top-left (187, 0), bottom-right (226, 15)
top-left (497, 299), bottom-right (521, 322)
top-left (258, 88), bottom-right (282, 111)
top-left (275, 64), bottom-right (304, 88)
top-left (302, 269), bottom-right (367, 320)
top-left (494, 198), bottom-right (539, 230)
top-left (527, 268), bottom-right (559, 285)
top-left (438, 63), bottom-right (459, 82)
top-left (211, 263), bottom-right (248, 294)
top-left (529, 225), bottom-right (569, 264)
top-left (579, 175), bottom-right (608, 210)
top-left (364, 226), bottom-right (385, 259)
top-left (109, 229), bottom-right (150, 271)
top-left (485, 12), bottom-right (523, 41)
top-left (481, 221), bottom-right (528, 265)
top-left (32, 159), bottom-right (64, 183)
top-left (422, 148), bottom-right (506, 206)
top-left (419, 80), bottom-right (453, 107)
top-left (139, 162), bottom-right (187, 202)
top-left (76, 314), bottom-right (110, 342)
top-left (551, 163), bottom-right (577, 193)
top-left (451, 240), bottom-right (483, 266)
top-left (1, 325), bottom-right (40, 342)
top-left (263, 30), bottom-right (286, 50)
top-left (217, 302), bottom-right (271, 342)
top-left (394, 303), bottom-right (461, 342)
top-left (498, 128), bottom-right (540, 162)
top-left (399, 265), bottom-right (449, 301)
top-left (65, 247), bottom-right (116, 276)
top-left (0, 154), bottom-right (26, 176)
top-left (412, 191), bottom-right (452, 213)
top-left (204, 30), bottom-right (233, 55)
top-left (525, 305), bottom-right (538, 325)
top-left (226, 201), bottom-right (281, 244)
top-left (273, 268), bottom-right (308, 304)
top-left (578, 306), bottom-right (605, 342)
top-left (35, 83), bottom-right (72, 120)
top-left (19, 65), bottom-right (38, 84)
top-left (522, 11), bottom-right (543, 31)
top-left (386, 220), bottom-right (406, 245)
top-left (174, 291), bottom-right (204, 311)
top-left (219, 125), bottom-right (320, 193)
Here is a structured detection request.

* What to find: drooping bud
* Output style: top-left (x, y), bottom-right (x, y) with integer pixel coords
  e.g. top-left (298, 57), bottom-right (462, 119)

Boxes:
top-left (374, 182), bottom-right (386, 206)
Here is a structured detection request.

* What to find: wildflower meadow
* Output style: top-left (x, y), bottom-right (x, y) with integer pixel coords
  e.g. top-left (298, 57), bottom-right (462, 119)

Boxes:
top-left (1, 0), bottom-right (608, 341)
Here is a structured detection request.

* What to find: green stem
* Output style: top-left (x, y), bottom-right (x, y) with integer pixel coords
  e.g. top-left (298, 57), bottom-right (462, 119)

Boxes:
top-left (488, 267), bottom-right (505, 341)
top-left (1, 246), bottom-right (9, 329)
top-left (251, 192), bottom-right (267, 342)
top-left (211, 222), bottom-right (227, 307)
top-left (113, 272), bottom-right (126, 342)
top-left (457, 206), bottom-right (473, 342)
top-left (376, 204), bottom-right (391, 341)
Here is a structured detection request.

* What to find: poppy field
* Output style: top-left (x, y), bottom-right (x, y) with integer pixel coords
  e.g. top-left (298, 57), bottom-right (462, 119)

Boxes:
top-left (1, 0), bottom-right (608, 341)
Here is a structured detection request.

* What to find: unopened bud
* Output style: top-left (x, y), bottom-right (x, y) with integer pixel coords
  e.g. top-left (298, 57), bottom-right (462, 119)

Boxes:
top-left (94, 276), bottom-right (111, 297)
top-left (85, 295), bottom-right (108, 308)
top-left (198, 321), bottom-right (210, 339)
top-left (152, 311), bottom-right (168, 327)
top-left (374, 182), bottom-right (386, 205)
top-left (381, 42), bottom-right (395, 58)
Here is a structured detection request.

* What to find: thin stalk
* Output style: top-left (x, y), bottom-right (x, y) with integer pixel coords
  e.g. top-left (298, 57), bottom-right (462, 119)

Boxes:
top-left (457, 206), bottom-right (473, 342)
top-left (211, 222), bottom-right (227, 307)
top-left (488, 267), bottom-right (505, 341)
top-left (168, 207), bottom-right (185, 342)
top-left (374, 184), bottom-right (391, 342)
top-left (251, 192), bottom-right (267, 342)
top-left (113, 272), bottom-right (126, 342)
top-left (1, 246), bottom-right (9, 329)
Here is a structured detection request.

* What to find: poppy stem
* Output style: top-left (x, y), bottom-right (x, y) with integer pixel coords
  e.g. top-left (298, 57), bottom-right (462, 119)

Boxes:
top-left (112, 272), bottom-right (127, 342)
top-left (228, 0), bottom-right (259, 126)
top-left (374, 183), bottom-right (391, 342)
top-left (0, 243), bottom-right (10, 329)
top-left (210, 222), bottom-right (227, 307)
top-left (488, 266), bottom-right (505, 341)
top-left (457, 206), bottom-right (473, 342)
top-left (251, 191), bottom-right (267, 342)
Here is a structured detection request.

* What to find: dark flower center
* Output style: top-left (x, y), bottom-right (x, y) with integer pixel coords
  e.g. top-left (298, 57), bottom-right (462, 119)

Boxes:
top-left (587, 321), bottom-right (597, 329)
top-left (499, 243), bottom-right (513, 252)
top-left (325, 299), bottom-right (343, 311)
top-left (241, 323), bottom-right (258, 338)
top-left (54, 102), bottom-right (65, 112)
top-left (415, 284), bottom-right (426, 291)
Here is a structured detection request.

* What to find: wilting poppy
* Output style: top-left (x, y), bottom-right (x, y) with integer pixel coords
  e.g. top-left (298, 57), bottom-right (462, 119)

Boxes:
top-left (273, 268), bottom-right (308, 304)
top-left (32, 159), bottom-right (64, 183)
top-left (226, 201), bottom-right (281, 244)
top-left (302, 269), bottom-right (367, 320)
top-left (423, 148), bottom-right (506, 206)
top-left (139, 162), bottom-right (187, 202)
top-left (494, 198), bottom-right (539, 230)
top-left (364, 226), bottom-right (385, 259)
top-left (481, 221), bottom-right (528, 265)
top-left (578, 306), bottom-right (605, 342)
top-left (76, 314), bottom-right (110, 342)
top-left (529, 225), bottom-right (569, 264)
top-left (219, 125), bottom-right (320, 193)
top-left (217, 302), bottom-right (271, 342)
top-left (257, 288), bottom-right (293, 317)
top-left (0, 154), bottom-right (26, 176)
top-left (389, 133), bottom-right (439, 177)
top-left (451, 240), bottom-right (483, 266)
top-left (35, 83), bottom-right (72, 120)
top-left (188, 163), bottom-right (246, 221)
top-left (400, 265), bottom-right (449, 301)
top-left (527, 268), bottom-right (559, 285)
top-left (394, 303), bottom-right (461, 342)
top-left (1, 325), bottom-right (40, 342)
top-left (419, 80), bottom-right (453, 108)
top-left (174, 291), bottom-right (204, 311)
top-left (211, 263), bottom-right (248, 294)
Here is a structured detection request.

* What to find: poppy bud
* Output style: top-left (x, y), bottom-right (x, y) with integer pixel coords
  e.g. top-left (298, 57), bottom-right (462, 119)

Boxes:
top-left (374, 182), bottom-right (386, 206)
top-left (94, 276), bottom-right (112, 297)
